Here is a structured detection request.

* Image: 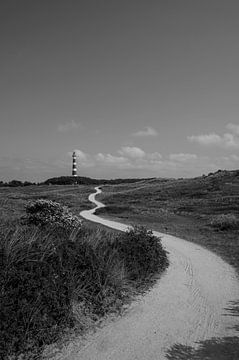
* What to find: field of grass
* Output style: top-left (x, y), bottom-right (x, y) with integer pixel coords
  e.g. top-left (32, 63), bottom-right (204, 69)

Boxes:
top-left (0, 184), bottom-right (96, 224)
top-left (0, 184), bottom-right (168, 359)
top-left (2, 172), bottom-right (239, 359)
top-left (97, 170), bottom-right (239, 271)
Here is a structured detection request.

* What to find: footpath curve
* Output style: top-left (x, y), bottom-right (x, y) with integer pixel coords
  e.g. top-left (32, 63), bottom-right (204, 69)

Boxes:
top-left (59, 187), bottom-right (239, 359)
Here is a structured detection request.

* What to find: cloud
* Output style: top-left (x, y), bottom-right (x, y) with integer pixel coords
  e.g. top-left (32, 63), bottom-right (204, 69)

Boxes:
top-left (118, 146), bottom-right (146, 159)
top-left (70, 147), bottom-right (162, 171)
top-left (147, 152), bottom-right (162, 160)
top-left (63, 143), bottom-right (239, 180)
top-left (95, 153), bottom-right (129, 166)
top-left (74, 149), bottom-right (88, 161)
top-left (58, 120), bottom-right (82, 133)
top-left (69, 149), bottom-right (95, 167)
top-left (188, 125), bottom-right (239, 149)
top-left (169, 153), bottom-right (197, 162)
top-left (226, 123), bottom-right (239, 135)
top-left (223, 133), bottom-right (239, 148)
top-left (4, 148), bottom-right (237, 182)
top-left (188, 133), bottom-right (222, 146)
top-left (70, 147), bottom-right (199, 174)
top-left (132, 126), bottom-right (158, 137)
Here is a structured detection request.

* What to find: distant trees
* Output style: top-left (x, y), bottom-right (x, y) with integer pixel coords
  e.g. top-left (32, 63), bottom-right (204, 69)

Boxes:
top-left (8, 180), bottom-right (23, 187)
top-left (44, 176), bottom-right (152, 186)
top-left (0, 176), bottom-right (148, 187)
top-left (0, 180), bottom-right (36, 187)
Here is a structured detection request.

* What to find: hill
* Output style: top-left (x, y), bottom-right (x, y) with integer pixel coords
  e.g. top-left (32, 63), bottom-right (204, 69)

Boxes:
top-left (43, 175), bottom-right (156, 186)
top-left (96, 169), bottom-right (239, 269)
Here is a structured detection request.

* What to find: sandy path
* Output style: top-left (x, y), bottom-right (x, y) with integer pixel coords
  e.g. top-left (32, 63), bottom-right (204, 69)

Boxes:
top-left (49, 187), bottom-right (239, 360)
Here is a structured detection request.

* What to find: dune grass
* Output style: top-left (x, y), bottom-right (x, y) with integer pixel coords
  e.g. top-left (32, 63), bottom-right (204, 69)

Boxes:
top-left (0, 193), bottom-right (168, 359)
top-left (3, 173), bottom-right (239, 358)
top-left (97, 171), bottom-right (239, 271)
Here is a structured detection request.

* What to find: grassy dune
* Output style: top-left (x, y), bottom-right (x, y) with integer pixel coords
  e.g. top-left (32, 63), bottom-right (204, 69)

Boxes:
top-left (96, 171), bottom-right (239, 358)
top-left (0, 184), bottom-right (168, 359)
top-left (97, 170), bottom-right (239, 270)
top-left (2, 172), bottom-right (239, 359)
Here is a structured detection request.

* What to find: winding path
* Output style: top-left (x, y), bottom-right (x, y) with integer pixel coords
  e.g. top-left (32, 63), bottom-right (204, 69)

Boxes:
top-left (54, 187), bottom-right (239, 359)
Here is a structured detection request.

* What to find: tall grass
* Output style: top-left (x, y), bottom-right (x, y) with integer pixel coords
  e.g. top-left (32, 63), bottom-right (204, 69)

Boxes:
top-left (0, 222), bottom-right (168, 359)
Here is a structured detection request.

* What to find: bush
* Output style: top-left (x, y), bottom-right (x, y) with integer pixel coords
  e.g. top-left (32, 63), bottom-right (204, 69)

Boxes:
top-left (210, 214), bottom-right (239, 230)
top-left (0, 224), bottom-right (168, 359)
top-left (24, 199), bottom-right (82, 229)
top-left (116, 226), bottom-right (168, 280)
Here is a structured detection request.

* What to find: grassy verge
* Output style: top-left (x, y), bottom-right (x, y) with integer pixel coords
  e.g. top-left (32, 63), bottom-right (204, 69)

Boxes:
top-left (0, 186), bottom-right (168, 359)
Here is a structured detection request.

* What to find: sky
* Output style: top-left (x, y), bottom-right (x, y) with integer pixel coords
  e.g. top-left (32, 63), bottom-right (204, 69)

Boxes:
top-left (1, 0), bottom-right (239, 181)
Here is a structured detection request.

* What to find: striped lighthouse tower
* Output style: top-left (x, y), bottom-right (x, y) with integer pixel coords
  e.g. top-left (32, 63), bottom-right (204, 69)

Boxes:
top-left (72, 151), bottom-right (77, 177)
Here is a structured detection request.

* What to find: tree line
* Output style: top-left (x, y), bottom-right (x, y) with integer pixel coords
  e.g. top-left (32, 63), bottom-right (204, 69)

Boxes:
top-left (0, 176), bottom-right (153, 187)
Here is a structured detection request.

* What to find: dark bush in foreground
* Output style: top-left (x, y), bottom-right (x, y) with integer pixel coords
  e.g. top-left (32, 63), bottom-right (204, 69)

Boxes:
top-left (0, 223), bottom-right (168, 359)
top-left (116, 226), bottom-right (168, 280)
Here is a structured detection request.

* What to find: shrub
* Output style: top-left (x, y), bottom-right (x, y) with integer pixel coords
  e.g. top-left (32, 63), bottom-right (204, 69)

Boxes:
top-left (24, 199), bottom-right (82, 229)
top-left (116, 226), bottom-right (169, 280)
top-left (0, 224), bottom-right (168, 359)
top-left (210, 214), bottom-right (239, 230)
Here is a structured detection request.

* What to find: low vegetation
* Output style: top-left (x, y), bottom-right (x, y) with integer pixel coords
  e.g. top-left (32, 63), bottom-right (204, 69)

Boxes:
top-left (0, 192), bottom-right (168, 359)
top-left (2, 169), bottom-right (239, 358)
top-left (43, 176), bottom-right (153, 186)
top-left (97, 170), bottom-right (239, 271)
top-left (24, 199), bottom-right (82, 229)
top-left (0, 184), bottom-right (95, 224)
top-left (210, 213), bottom-right (239, 231)
top-left (0, 176), bottom-right (152, 187)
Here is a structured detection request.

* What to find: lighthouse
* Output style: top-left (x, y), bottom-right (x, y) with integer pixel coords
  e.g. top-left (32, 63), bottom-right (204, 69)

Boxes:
top-left (72, 151), bottom-right (77, 176)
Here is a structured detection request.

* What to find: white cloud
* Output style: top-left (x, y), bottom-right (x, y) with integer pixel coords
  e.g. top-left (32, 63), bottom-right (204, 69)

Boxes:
top-left (118, 146), bottom-right (146, 158)
top-left (188, 133), bottom-right (222, 146)
top-left (147, 152), bottom-right (162, 160)
top-left (74, 149), bottom-right (88, 161)
top-left (169, 153), bottom-right (197, 162)
top-left (69, 149), bottom-right (94, 167)
top-left (223, 133), bottom-right (239, 148)
top-left (2, 148), bottom-right (230, 181)
top-left (132, 126), bottom-right (158, 137)
top-left (226, 123), bottom-right (239, 135)
top-left (188, 131), bottom-right (239, 149)
top-left (93, 149), bottom-right (163, 170)
top-left (95, 153), bottom-right (129, 165)
top-left (65, 144), bottom-right (239, 178)
top-left (71, 147), bottom-right (199, 174)
top-left (58, 120), bottom-right (82, 133)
